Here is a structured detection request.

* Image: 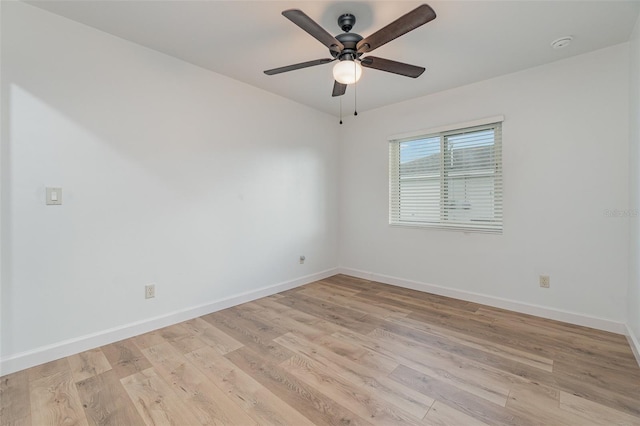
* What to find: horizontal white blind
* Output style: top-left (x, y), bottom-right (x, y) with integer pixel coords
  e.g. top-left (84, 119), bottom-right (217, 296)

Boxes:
top-left (389, 122), bottom-right (503, 233)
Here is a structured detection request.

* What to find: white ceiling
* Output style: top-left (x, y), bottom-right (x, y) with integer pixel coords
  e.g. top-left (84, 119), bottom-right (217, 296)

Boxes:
top-left (26, 0), bottom-right (640, 116)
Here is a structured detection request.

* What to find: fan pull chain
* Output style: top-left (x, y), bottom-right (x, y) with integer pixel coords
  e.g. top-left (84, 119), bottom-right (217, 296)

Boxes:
top-left (354, 61), bottom-right (358, 116)
top-left (339, 96), bottom-right (343, 125)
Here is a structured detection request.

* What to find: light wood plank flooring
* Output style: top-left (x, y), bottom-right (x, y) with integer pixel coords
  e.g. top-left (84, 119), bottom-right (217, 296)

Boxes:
top-left (2, 274), bottom-right (639, 425)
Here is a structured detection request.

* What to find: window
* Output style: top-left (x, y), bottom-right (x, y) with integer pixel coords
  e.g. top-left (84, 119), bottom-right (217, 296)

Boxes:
top-left (389, 118), bottom-right (503, 233)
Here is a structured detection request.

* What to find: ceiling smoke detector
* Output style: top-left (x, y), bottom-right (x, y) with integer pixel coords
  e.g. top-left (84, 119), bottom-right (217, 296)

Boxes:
top-left (551, 36), bottom-right (573, 49)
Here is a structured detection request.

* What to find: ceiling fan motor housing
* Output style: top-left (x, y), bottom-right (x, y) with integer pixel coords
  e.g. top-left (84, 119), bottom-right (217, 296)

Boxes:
top-left (333, 14), bottom-right (364, 61)
top-left (334, 31), bottom-right (363, 61)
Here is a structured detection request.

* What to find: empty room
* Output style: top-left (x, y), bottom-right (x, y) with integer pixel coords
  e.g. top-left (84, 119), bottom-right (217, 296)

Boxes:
top-left (1, 0), bottom-right (640, 424)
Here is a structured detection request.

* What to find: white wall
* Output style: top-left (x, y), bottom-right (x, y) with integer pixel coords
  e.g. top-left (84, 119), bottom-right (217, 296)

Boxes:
top-left (339, 44), bottom-right (630, 326)
top-left (628, 15), bottom-right (640, 357)
top-left (1, 1), bottom-right (636, 374)
top-left (0, 2), bottom-right (338, 368)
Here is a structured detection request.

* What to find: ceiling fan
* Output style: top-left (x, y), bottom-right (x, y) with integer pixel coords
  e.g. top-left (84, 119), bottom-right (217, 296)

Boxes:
top-left (264, 4), bottom-right (436, 98)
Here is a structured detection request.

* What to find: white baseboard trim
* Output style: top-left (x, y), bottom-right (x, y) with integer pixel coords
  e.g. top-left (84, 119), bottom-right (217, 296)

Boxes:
top-left (0, 268), bottom-right (338, 376)
top-left (338, 267), bottom-right (626, 335)
top-left (626, 324), bottom-right (640, 367)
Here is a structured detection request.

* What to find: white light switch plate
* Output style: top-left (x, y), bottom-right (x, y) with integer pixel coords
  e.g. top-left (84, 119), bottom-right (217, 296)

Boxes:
top-left (46, 187), bottom-right (62, 205)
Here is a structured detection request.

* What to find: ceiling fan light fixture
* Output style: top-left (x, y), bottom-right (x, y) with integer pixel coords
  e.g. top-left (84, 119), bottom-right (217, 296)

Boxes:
top-left (333, 60), bottom-right (362, 85)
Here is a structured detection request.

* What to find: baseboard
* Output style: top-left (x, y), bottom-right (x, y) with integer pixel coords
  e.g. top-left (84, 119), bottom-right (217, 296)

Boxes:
top-left (338, 267), bottom-right (626, 335)
top-left (626, 324), bottom-right (640, 367)
top-left (0, 268), bottom-right (338, 376)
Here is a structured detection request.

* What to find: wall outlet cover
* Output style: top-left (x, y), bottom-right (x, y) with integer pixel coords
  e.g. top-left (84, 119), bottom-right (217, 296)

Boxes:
top-left (539, 275), bottom-right (550, 288)
top-left (145, 284), bottom-right (155, 299)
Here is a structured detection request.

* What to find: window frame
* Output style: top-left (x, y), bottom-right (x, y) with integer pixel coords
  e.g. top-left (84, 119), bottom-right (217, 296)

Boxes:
top-left (389, 117), bottom-right (503, 234)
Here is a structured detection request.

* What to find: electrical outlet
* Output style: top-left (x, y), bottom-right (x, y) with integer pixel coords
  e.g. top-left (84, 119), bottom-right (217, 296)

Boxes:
top-left (299, 255), bottom-right (306, 264)
top-left (145, 284), bottom-right (155, 299)
top-left (539, 275), bottom-right (550, 288)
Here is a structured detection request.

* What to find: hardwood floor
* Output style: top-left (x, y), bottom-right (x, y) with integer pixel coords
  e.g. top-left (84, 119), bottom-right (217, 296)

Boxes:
top-left (2, 274), bottom-right (640, 425)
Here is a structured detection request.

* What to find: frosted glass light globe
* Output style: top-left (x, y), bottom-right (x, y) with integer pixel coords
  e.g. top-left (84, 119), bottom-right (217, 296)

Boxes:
top-left (333, 60), bottom-right (363, 85)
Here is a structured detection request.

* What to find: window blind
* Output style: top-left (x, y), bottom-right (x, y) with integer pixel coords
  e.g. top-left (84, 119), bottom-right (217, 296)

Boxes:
top-left (389, 121), bottom-right (503, 233)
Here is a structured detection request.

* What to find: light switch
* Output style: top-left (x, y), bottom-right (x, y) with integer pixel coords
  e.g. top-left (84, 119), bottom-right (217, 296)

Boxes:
top-left (46, 187), bottom-right (62, 205)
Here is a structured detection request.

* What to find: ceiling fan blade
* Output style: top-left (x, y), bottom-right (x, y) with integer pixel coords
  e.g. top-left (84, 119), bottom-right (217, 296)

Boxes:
top-left (357, 4), bottom-right (436, 54)
top-left (264, 58), bottom-right (334, 75)
top-left (361, 56), bottom-right (425, 78)
top-left (332, 81), bottom-right (347, 97)
top-left (282, 9), bottom-right (344, 53)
